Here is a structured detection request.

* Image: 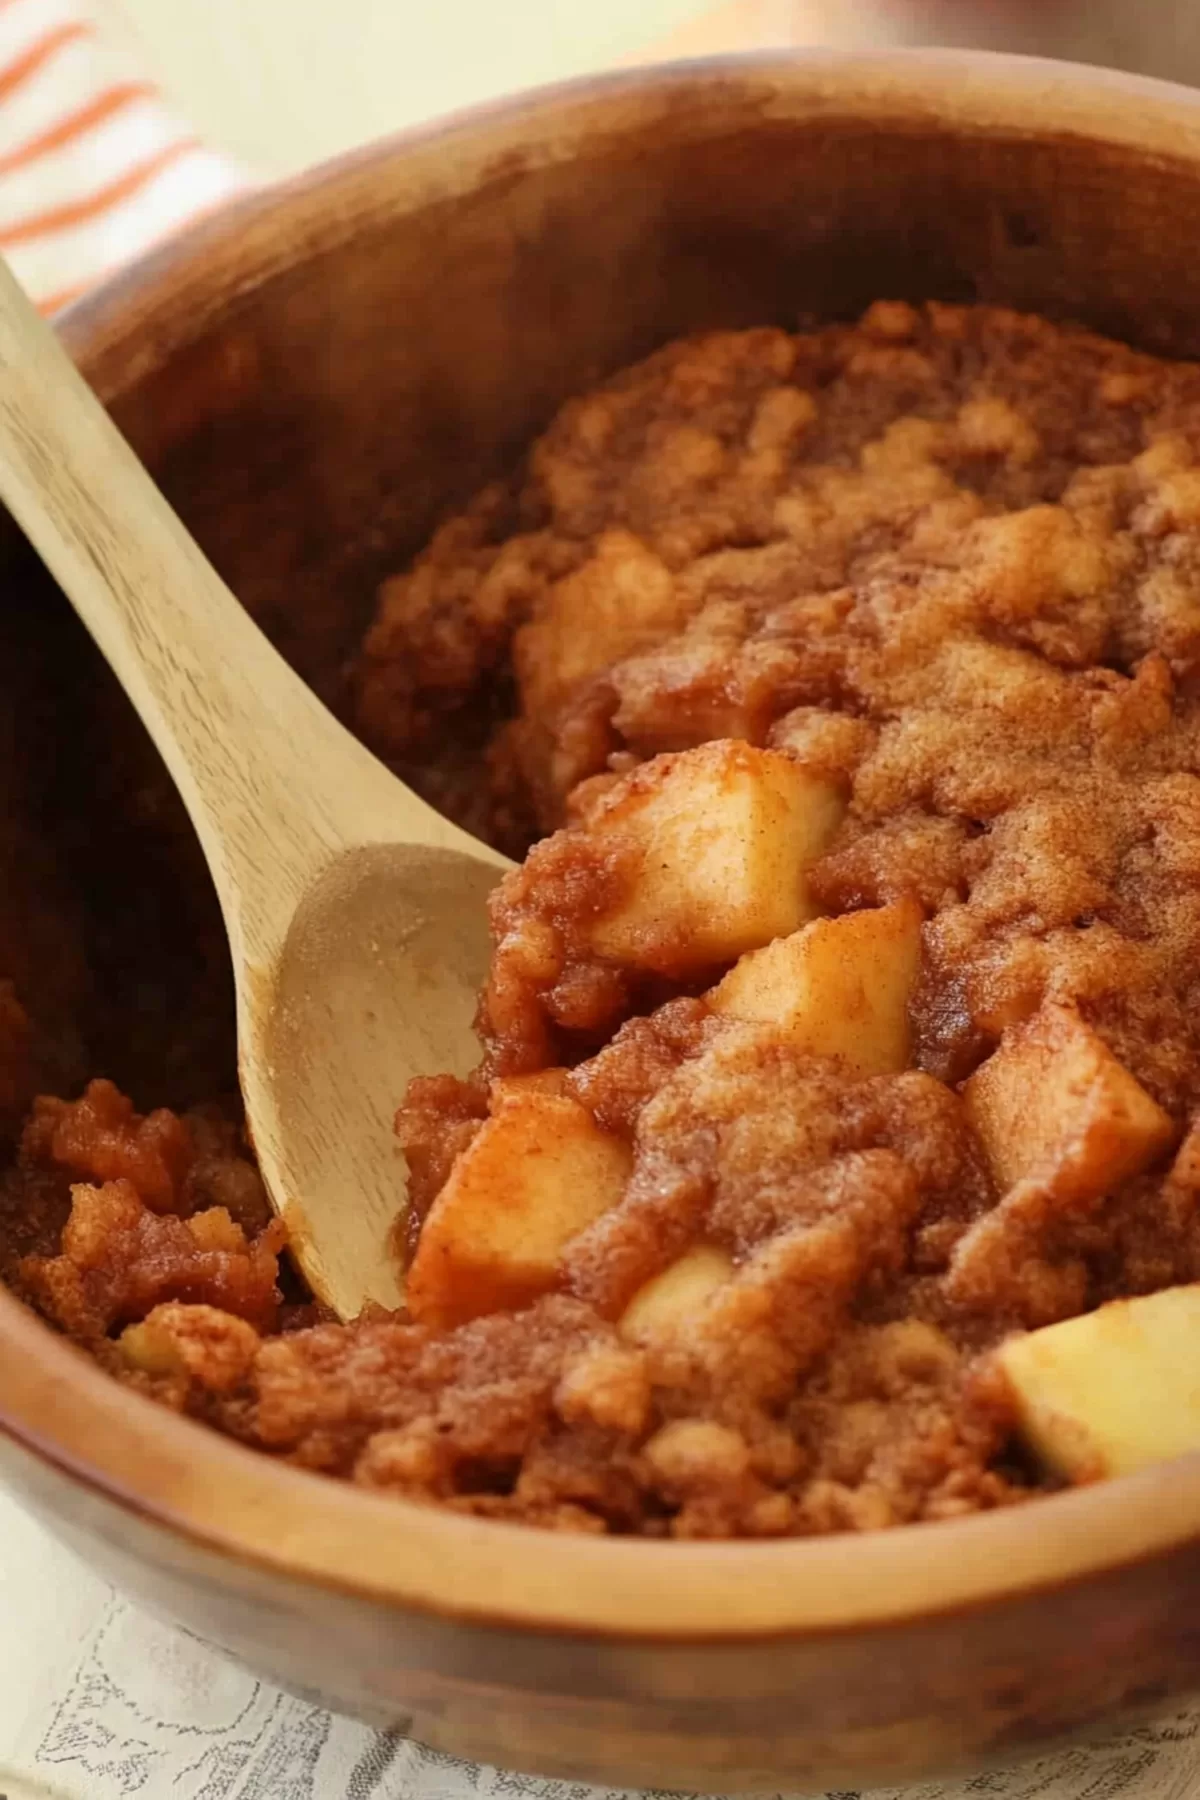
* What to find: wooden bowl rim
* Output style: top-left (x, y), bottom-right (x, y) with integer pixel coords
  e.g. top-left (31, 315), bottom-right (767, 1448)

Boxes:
top-left (4, 46), bottom-right (1200, 1641)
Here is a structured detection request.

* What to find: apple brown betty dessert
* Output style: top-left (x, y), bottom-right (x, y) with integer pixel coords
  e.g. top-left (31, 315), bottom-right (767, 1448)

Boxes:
top-left (8, 299), bottom-right (1200, 1536)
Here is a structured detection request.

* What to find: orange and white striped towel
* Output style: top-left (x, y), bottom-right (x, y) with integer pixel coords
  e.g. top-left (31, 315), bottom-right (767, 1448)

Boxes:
top-left (0, 0), bottom-right (247, 315)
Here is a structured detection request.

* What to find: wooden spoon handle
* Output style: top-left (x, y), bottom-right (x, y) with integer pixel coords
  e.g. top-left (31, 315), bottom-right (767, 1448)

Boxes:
top-left (0, 256), bottom-right (486, 958)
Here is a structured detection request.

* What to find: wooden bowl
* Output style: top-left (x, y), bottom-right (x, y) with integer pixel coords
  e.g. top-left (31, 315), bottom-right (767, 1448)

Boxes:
top-left (5, 49), bottom-right (1200, 1795)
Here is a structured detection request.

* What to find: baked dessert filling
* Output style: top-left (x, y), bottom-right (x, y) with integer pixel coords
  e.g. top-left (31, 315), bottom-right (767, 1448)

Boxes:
top-left (7, 299), bottom-right (1200, 1536)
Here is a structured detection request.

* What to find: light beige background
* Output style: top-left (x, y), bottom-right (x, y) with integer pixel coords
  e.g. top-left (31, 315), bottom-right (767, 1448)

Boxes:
top-left (93, 0), bottom-right (1200, 181)
top-left (94, 0), bottom-right (716, 175)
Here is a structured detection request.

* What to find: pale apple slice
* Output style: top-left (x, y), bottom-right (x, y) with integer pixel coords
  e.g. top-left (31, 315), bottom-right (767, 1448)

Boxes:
top-left (710, 899), bottom-right (922, 1075)
top-left (619, 1245), bottom-right (734, 1345)
top-left (997, 1284), bottom-right (1200, 1481)
top-left (963, 1002), bottom-right (1174, 1205)
top-left (587, 740), bottom-right (845, 975)
top-left (406, 1088), bottom-right (631, 1327)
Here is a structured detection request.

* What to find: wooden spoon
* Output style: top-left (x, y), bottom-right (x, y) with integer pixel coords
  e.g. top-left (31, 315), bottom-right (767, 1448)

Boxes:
top-left (0, 256), bottom-right (512, 1321)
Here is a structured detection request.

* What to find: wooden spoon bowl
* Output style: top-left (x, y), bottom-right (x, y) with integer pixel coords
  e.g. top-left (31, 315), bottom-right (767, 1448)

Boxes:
top-left (5, 49), bottom-right (1200, 1792)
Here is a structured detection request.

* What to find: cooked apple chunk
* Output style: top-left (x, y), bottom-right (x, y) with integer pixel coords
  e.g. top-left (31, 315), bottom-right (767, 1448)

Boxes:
top-left (619, 1245), bottom-right (734, 1345)
top-left (997, 1285), bottom-right (1200, 1481)
top-left (710, 899), bottom-right (922, 1075)
top-left (963, 1002), bottom-right (1174, 1205)
top-left (406, 1088), bottom-right (631, 1327)
top-left (587, 740), bottom-right (845, 975)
